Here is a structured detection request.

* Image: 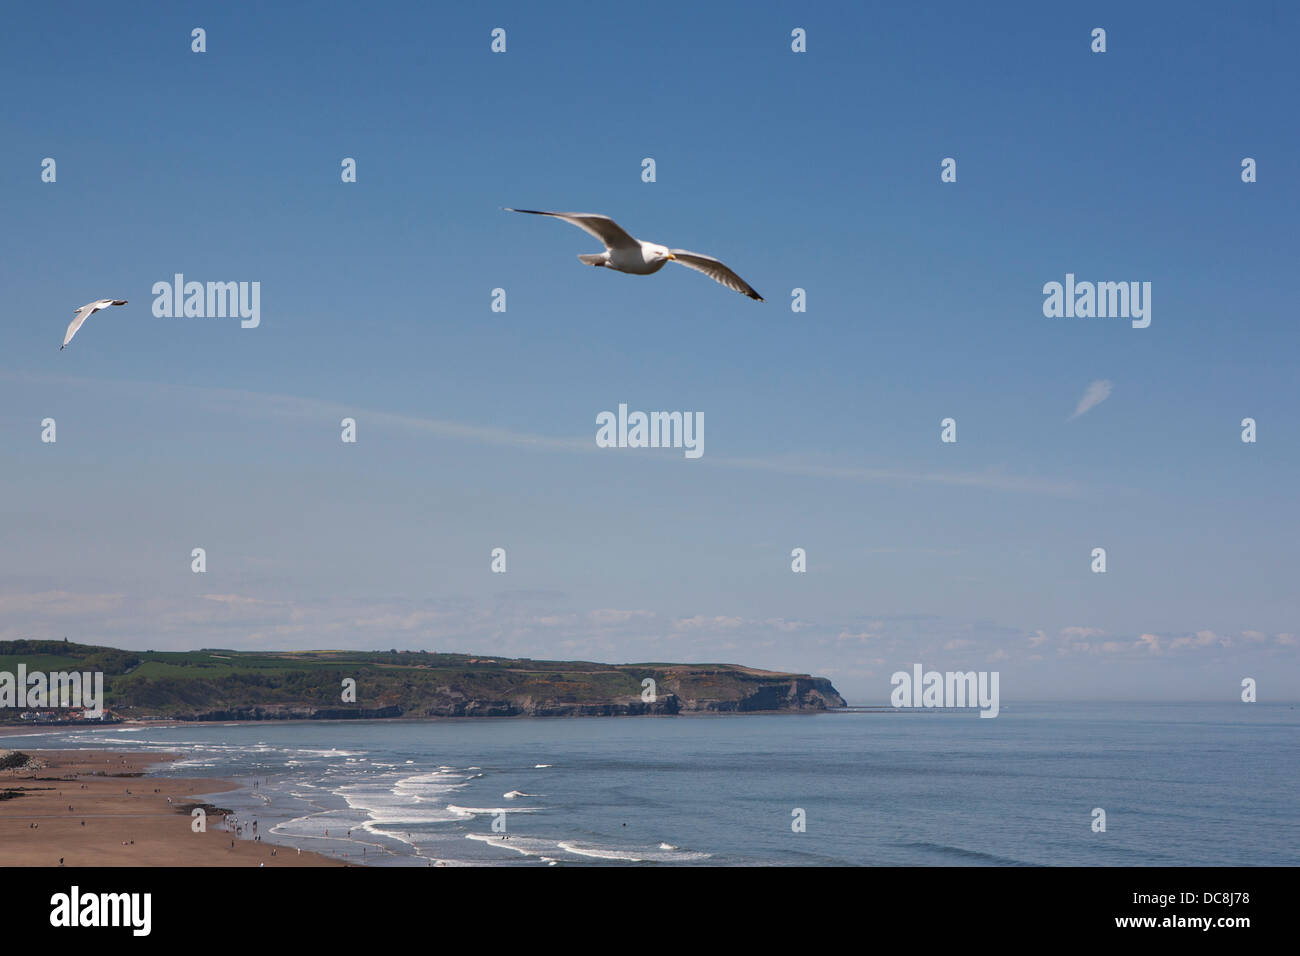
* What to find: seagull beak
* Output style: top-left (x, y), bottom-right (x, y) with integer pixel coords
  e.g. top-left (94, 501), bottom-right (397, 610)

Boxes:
top-left (666, 253), bottom-right (676, 260)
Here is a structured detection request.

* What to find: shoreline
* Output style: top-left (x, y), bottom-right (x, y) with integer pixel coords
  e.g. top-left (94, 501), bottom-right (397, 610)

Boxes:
top-left (0, 750), bottom-right (346, 867)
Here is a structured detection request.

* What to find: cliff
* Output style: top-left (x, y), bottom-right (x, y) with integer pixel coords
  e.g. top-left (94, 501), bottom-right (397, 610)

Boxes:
top-left (0, 641), bottom-right (845, 722)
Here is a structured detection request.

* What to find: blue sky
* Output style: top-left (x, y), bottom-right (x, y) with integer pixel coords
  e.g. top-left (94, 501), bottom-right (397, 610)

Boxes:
top-left (1, 1), bottom-right (1297, 701)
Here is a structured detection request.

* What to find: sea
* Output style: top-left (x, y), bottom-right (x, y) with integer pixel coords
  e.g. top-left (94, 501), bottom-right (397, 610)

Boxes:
top-left (10, 702), bottom-right (1298, 866)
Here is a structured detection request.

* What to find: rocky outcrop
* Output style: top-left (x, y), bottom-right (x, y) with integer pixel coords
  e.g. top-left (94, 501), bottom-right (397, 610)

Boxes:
top-left (523, 696), bottom-right (682, 717)
top-left (179, 705), bottom-right (403, 722)
top-left (0, 750), bottom-right (34, 771)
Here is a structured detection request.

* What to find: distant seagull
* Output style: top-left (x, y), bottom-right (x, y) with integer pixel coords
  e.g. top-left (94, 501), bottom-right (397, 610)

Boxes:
top-left (61, 299), bottom-right (127, 350)
top-left (504, 209), bottom-right (763, 300)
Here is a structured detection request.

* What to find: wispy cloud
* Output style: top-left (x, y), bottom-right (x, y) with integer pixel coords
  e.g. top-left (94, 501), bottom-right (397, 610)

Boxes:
top-left (1069, 379), bottom-right (1113, 420)
top-left (3, 371), bottom-right (1084, 497)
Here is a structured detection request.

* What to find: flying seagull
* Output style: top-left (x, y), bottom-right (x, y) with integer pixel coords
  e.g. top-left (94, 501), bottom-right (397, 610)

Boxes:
top-left (61, 299), bottom-right (127, 350)
top-left (505, 209), bottom-right (763, 300)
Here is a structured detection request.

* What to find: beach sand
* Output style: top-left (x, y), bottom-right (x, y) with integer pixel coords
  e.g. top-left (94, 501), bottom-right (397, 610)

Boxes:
top-left (0, 750), bottom-right (343, 867)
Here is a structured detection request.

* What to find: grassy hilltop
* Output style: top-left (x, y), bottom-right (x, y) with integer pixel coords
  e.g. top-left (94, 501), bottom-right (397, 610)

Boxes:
top-left (0, 640), bottom-right (845, 721)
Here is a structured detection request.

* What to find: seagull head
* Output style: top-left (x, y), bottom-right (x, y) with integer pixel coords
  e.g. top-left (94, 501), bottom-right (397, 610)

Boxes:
top-left (649, 244), bottom-right (675, 262)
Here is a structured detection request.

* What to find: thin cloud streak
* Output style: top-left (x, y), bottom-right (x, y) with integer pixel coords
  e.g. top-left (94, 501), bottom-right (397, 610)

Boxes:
top-left (5, 371), bottom-right (1085, 497)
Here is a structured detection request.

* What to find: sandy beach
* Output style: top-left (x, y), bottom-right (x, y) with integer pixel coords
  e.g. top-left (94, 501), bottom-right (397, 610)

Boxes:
top-left (0, 750), bottom-right (343, 867)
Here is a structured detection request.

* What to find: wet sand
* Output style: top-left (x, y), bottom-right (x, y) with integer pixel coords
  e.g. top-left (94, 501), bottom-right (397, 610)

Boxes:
top-left (0, 750), bottom-right (344, 867)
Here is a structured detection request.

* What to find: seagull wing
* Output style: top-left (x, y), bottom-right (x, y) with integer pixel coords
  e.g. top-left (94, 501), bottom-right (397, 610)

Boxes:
top-left (505, 209), bottom-right (640, 251)
top-left (668, 250), bottom-right (763, 301)
top-left (62, 302), bottom-right (102, 348)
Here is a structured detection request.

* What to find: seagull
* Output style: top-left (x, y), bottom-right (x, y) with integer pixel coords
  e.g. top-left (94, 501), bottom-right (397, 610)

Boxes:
top-left (505, 209), bottom-right (763, 300)
top-left (61, 299), bottom-right (127, 350)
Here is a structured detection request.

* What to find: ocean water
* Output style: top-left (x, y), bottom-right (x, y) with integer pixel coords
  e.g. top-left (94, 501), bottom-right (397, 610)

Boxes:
top-left (14, 702), bottom-right (1299, 866)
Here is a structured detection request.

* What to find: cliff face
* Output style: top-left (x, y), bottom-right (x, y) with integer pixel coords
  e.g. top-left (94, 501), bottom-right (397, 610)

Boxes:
top-left (662, 671), bottom-right (846, 713)
top-left (174, 674), bottom-right (844, 721)
top-left (0, 640), bottom-right (845, 723)
top-left (183, 705), bottom-right (405, 722)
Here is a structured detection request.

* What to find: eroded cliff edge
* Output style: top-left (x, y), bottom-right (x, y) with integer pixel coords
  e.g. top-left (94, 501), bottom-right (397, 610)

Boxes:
top-left (0, 642), bottom-right (845, 722)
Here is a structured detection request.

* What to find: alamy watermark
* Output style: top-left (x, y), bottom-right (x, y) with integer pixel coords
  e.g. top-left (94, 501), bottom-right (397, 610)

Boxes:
top-left (152, 274), bottom-right (260, 328)
top-left (1042, 273), bottom-right (1151, 328)
top-left (50, 886), bottom-right (150, 936)
top-left (596, 403), bottom-right (703, 459)
top-left (0, 665), bottom-right (104, 718)
top-left (890, 663), bottom-right (1000, 718)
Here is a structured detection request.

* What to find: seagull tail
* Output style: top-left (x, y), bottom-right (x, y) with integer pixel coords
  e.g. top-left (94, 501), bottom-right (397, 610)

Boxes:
top-left (577, 254), bottom-right (606, 267)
